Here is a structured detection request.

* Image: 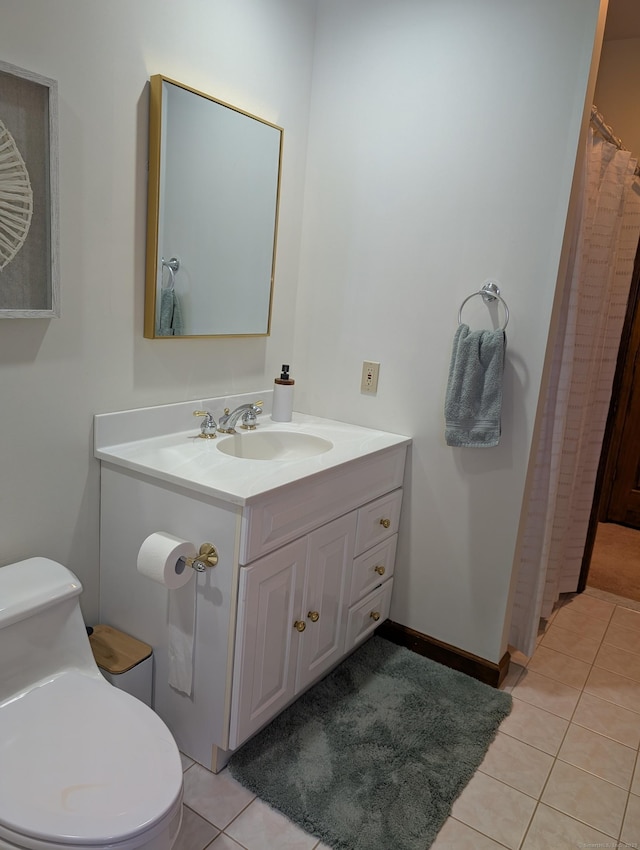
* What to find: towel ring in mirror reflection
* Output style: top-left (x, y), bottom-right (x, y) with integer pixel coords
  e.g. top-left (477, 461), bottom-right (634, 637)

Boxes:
top-left (161, 256), bottom-right (180, 290)
top-left (458, 283), bottom-right (509, 331)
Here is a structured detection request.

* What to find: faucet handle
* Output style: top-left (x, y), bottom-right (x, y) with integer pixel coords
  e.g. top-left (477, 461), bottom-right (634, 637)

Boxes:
top-left (193, 410), bottom-right (217, 439)
top-left (241, 410), bottom-right (259, 429)
top-left (240, 401), bottom-right (263, 431)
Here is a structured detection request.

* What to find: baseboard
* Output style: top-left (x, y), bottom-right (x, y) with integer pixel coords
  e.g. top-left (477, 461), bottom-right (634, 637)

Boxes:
top-left (376, 620), bottom-right (511, 688)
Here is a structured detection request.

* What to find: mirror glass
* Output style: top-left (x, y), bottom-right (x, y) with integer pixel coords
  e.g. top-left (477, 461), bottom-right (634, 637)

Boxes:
top-left (144, 76), bottom-right (283, 338)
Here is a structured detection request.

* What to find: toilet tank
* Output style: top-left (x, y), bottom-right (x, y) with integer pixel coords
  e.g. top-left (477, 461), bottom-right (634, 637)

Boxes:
top-left (0, 558), bottom-right (101, 705)
top-left (0, 557), bottom-right (82, 627)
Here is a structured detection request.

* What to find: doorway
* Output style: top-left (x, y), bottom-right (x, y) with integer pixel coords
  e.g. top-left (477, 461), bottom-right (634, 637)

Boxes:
top-left (573, 0), bottom-right (640, 603)
top-left (580, 234), bottom-right (640, 600)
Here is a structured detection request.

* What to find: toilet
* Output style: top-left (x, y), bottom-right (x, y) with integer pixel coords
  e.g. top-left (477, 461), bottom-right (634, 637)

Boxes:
top-left (0, 557), bottom-right (184, 850)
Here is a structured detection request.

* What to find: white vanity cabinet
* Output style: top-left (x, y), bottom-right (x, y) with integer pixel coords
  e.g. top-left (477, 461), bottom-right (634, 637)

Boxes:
top-left (229, 488), bottom-right (402, 749)
top-left (95, 401), bottom-right (409, 772)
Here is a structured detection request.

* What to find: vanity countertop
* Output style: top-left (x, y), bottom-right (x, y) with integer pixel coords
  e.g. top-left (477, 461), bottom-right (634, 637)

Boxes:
top-left (95, 407), bottom-right (410, 506)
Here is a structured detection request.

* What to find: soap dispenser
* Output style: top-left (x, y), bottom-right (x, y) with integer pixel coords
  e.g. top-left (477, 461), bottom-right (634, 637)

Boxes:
top-left (271, 364), bottom-right (294, 422)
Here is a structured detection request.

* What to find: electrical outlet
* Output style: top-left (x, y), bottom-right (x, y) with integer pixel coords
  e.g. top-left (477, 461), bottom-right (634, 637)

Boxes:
top-left (361, 360), bottom-right (380, 394)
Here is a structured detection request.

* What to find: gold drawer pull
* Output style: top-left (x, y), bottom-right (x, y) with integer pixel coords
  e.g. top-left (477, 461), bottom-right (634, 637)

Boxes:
top-left (293, 620), bottom-right (306, 632)
top-left (379, 518), bottom-right (391, 529)
top-left (370, 611), bottom-right (381, 621)
top-left (374, 565), bottom-right (386, 576)
top-left (307, 611), bottom-right (320, 622)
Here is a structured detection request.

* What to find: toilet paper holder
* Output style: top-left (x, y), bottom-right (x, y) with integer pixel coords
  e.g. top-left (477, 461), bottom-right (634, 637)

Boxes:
top-left (180, 543), bottom-right (219, 572)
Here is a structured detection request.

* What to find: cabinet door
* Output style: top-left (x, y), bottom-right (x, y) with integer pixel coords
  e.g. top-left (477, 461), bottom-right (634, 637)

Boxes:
top-left (296, 513), bottom-right (357, 692)
top-left (229, 538), bottom-right (306, 749)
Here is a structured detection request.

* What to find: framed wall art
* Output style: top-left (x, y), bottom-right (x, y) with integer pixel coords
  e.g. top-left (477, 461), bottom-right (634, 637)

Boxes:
top-left (0, 60), bottom-right (59, 318)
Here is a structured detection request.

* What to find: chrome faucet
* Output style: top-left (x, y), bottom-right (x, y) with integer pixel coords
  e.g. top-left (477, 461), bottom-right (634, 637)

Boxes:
top-left (218, 401), bottom-right (263, 434)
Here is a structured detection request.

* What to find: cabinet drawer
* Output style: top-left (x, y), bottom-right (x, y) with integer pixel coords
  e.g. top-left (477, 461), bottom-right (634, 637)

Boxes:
top-left (345, 580), bottom-right (393, 649)
top-left (354, 489), bottom-right (402, 555)
top-left (240, 446), bottom-right (407, 564)
top-left (350, 534), bottom-right (397, 604)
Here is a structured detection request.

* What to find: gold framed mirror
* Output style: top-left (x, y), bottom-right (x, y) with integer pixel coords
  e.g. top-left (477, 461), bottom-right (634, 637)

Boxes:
top-left (144, 75), bottom-right (283, 338)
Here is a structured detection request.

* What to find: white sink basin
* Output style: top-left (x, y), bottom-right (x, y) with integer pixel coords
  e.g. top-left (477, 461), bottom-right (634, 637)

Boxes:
top-left (217, 430), bottom-right (333, 461)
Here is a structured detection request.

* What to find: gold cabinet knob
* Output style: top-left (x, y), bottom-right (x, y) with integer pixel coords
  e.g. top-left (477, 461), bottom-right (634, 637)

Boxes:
top-left (293, 620), bottom-right (306, 632)
top-left (307, 611), bottom-right (320, 623)
top-left (370, 611), bottom-right (381, 621)
top-left (374, 565), bottom-right (386, 576)
top-left (379, 518), bottom-right (391, 529)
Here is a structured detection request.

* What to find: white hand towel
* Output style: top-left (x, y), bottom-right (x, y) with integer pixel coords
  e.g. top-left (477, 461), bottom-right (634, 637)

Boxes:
top-left (444, 324), bottom-right (505, 448)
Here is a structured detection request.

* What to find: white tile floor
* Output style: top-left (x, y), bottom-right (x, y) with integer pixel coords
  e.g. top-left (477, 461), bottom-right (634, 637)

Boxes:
top-left (174, 590), bottom-right (640, 849)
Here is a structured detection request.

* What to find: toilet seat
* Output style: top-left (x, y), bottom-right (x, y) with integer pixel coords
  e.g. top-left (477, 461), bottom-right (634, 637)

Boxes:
top-left (0, 672), bottom-right (183, 849)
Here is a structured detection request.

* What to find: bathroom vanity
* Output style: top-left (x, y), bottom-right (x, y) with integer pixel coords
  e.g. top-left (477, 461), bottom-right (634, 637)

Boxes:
top-left (95, 394), bottom-right (409, 771)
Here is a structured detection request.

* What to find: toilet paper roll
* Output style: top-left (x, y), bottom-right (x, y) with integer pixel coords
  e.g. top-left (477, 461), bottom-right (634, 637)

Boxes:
top-left (136, 532), bottom-right (197, 589)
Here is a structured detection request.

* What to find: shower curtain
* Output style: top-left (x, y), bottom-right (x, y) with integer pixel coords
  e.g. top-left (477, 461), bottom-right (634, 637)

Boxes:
top-left (509, 129), bottom-right (640, 658)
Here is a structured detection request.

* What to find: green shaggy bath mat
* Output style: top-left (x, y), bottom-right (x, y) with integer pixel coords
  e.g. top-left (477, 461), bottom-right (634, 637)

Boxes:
top-left (229, 636), bottom-right (512, 850)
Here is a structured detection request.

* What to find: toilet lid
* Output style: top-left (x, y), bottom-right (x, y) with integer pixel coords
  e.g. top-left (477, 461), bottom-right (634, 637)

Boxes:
top-left (0, 672), bottom-right (183, 846)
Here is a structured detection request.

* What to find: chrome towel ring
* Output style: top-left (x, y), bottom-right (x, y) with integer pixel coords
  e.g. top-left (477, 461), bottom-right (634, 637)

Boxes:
top-left (458, 282), bottom-right (509, 331)
top-left (161, 256), bottom-right (180, 290)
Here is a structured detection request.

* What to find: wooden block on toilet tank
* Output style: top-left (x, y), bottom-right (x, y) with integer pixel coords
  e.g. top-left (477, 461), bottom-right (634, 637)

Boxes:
top-left (89, 624), bottom-right (152, 674)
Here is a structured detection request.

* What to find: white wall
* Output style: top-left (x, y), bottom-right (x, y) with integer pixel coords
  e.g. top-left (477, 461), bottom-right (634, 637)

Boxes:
top-left (595, 37), bottom-right (640, 158)
top-left (294, 0), bottom-right (602, 662)
top-left (0, 0), bottom-right (603, 665)
top-left (0, 0), bottom-right (317, 622)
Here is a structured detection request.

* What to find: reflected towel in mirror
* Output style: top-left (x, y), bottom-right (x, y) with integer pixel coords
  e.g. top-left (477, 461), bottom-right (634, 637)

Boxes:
top-left (159, 287), bottom-right (183, 336)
